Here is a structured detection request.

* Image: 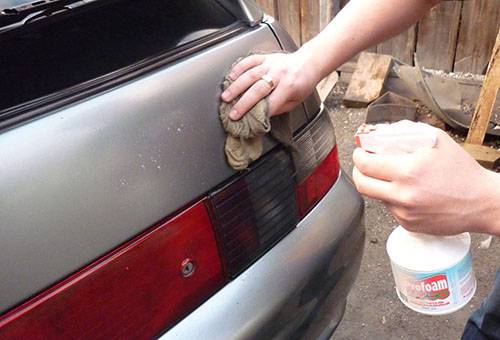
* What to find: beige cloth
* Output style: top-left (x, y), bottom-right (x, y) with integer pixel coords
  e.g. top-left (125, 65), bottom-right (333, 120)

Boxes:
top-left (219, 62), bottom-right (292, 170)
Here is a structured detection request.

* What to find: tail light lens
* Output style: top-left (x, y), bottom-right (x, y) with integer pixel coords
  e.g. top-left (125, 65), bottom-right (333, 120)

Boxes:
top-left (0, 107), bottom-right (339, 337)
top-left (209, 149), bottom-right (298, 276)
top-left (296, 146), bottom-right (340, 217)
top-left (0, 201), bottom-right (224, 340)
top-left (209, 108), bottom-right (339, 276)
top-left (293, 109), bottom-right (340, 217)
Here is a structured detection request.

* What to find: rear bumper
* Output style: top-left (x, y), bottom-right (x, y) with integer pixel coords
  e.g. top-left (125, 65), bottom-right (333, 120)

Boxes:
top-left (160, 172), bottom-right (365, 340)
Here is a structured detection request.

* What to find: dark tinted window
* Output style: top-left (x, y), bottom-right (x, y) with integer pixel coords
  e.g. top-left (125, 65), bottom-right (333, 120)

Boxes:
top-left (0, 0), bottom-right (238, 113)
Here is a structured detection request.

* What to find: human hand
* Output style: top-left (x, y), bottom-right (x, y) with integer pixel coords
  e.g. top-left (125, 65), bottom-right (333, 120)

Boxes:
top-left (220, 51), bottom-right (321, 120)
top-left (352, 122), bottom-right (500, 235)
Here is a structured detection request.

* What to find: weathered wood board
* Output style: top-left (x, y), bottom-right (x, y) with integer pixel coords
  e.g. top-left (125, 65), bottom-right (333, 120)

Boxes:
top-left (255, 0), bottom-right (276, 17)
top-left (319, 0), bottom-right (338, 31)
top-left (343, 52), bottom-right (392, 108)
top-left (466, 30), bottom-right (500, 145)
top-left (269, 0), bottom-right (497, 74)
top-left (462, 143), bottom-right (500, 169)
top-left (339, 0), bottom-right (349, 9)
top-left (300, 0), bottom-right (320, 43)
top-left (277, 0), bottom-right (301, 46)
top-left (416, 2), bottom-right (462, 71)
top-left (455, 0), bottom-right (500, 74)
top-left (377, 25), bottom-right (416, 65)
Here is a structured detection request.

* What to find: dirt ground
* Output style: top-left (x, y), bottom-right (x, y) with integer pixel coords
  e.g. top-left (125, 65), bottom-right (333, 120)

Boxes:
top-left (326, 83), bottom-right (500, 340)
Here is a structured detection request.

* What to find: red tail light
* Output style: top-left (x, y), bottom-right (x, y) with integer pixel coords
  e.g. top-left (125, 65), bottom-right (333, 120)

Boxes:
top-left (296, 146), bottom-right (340, 217)
top-left (292, 108), bottom-right (340, 217)
top-left (0, 200), bottom-right (224, 340)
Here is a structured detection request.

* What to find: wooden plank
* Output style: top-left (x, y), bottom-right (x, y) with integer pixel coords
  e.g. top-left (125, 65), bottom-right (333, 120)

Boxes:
top-left (338, 60), bottom-right (399, 78)
top-left (377, 25), bottom-right (417, 65)
top-left (255, 0), bottom-right (276, 17)
top-left (332, 0), bottom-right (341, 18)
top-left (416, 2), bottom-right (461, 71)
top-left (277, 0), bottom-right (301, 46)
top-left (339, 0), bottom-right (349, 9)
top-left (455, 0), bottom-right (500, 74)
top-left (300, 0), bottom-right (320, 44)
top-left (466, 30), bottom-right (500, 145)
top-left (319, 0), bottom-right (334, 31)
top-left (462, 144), bottom-right (500, 169)
top-left (343, 52), bottom-right (393, 108)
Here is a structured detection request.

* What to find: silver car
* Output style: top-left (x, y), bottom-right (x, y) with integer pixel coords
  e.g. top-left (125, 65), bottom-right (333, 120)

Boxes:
top-left (0, 0), bottom-right (364, 339)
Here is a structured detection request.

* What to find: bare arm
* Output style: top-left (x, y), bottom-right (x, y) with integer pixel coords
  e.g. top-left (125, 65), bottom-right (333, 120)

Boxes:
top-left (298, 0), bottom-right (440, 82)
top-left (222, 0), bottom-right (441, 120)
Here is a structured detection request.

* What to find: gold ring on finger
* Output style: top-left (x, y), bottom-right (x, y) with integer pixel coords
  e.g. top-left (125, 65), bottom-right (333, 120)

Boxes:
top-left (260, 74), bottom-right (276, 90)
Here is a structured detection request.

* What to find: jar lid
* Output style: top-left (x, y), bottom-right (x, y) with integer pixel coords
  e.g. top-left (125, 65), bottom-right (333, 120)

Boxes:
top-left (386, 226), bottom-right (471, 272)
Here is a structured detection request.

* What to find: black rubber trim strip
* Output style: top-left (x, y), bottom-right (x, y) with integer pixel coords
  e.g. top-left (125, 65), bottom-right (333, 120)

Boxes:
top-left (0, 22), bottom-right (248, 132)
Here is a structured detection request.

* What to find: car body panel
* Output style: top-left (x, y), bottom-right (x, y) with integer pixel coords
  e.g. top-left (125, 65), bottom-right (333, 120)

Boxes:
top-left (1, 3), bottom-right (366, 338)
top-left (0, 24), bottom-right (308, 313)
top-left (161, 172), bottom-right (364, 340)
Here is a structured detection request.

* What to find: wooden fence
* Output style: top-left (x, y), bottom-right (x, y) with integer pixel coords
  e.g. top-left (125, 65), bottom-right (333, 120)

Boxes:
top-left (255, 0), bottom-right (500, 74)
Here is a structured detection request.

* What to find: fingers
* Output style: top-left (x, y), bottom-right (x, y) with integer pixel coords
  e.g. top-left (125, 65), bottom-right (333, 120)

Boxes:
top-left (222, 64), bottom-right (269, 103)
top-left (228, 54), bottom-right (266, 81)
top-left (352, 166), bottom-right (398, 204)
top-left (220, 52), bottom-right (301, 119)
top-left (230, 78), bottom-right (276, 120)
top-left (352, 148), bottom-right (401, 181)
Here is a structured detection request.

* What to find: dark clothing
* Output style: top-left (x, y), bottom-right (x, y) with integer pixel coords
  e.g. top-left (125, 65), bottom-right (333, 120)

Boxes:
top-left (462, 271), bottom-right (500, 339)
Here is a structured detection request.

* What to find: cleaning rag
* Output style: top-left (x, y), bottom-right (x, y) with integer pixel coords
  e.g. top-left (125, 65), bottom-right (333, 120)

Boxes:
top-left (219, 57), bottom-right (292, 170)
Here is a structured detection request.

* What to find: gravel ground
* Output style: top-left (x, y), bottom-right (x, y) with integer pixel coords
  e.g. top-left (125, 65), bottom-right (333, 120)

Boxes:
top-left (326, 83), bottom-right (500, 340)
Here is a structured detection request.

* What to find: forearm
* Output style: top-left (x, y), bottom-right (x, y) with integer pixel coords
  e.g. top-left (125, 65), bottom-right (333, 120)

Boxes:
top-left (297, 0), bottom-right (440, 82)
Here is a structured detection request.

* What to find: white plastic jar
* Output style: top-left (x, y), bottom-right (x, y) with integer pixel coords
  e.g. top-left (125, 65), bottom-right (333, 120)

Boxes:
top-left (386, 226), bottom-right (476, 315)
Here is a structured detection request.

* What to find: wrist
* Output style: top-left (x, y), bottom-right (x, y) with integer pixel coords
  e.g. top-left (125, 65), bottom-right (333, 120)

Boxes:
top-left (294, 41), bottom-right (332, 84)
top-left (478, 169), bottom-right (500, 236)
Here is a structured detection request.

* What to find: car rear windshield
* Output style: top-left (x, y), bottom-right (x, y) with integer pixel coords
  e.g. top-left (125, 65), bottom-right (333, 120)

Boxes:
top-left (0, 0), bottom-right (238, 114)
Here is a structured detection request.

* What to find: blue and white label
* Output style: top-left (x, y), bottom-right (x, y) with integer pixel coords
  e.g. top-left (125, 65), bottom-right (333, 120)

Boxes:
top-left (391, 252), bottom-right (476, 315)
